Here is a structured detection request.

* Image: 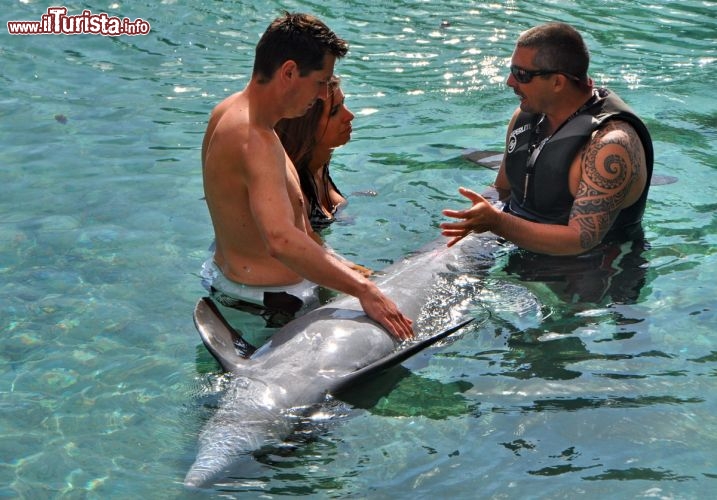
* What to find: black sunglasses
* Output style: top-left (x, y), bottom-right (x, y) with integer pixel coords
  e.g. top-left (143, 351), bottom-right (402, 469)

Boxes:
top-left (510, 65), bottom-right (580, 84)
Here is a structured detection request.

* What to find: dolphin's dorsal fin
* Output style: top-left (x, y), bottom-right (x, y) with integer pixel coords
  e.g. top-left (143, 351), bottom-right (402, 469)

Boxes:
top-left (330, 317), bottom-right (474, 394)
top-left (193, 297), bottom-right (256, 371)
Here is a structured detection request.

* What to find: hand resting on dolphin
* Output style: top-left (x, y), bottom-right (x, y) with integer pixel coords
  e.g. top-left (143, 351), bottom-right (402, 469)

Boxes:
top-left (185, 234), bottom-right (490, 488)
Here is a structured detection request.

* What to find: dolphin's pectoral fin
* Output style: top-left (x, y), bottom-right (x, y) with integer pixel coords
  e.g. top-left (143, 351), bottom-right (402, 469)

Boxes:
top-left (330, 317), bottom-right (475, 395)
top-left (193, 297), bottom-right (257, 370)
top-left (462, 149), bottom-right (503, 169)
top-left (650, 173), bottom-right (678, 186)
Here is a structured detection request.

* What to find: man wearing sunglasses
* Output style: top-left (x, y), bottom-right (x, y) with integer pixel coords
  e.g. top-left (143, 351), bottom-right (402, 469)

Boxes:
top-left (441, 22), bottom-right (653, 256)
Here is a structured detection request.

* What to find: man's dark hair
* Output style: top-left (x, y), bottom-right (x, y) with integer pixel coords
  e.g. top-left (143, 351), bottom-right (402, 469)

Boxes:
top-left (253, 12), bottom-right (349, 83)
top-left (517, 22), bottom-right (590, 83)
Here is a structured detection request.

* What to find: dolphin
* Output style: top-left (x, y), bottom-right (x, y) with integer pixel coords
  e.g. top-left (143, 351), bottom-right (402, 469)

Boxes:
top-left (184, 235), bottom-right (489, 488)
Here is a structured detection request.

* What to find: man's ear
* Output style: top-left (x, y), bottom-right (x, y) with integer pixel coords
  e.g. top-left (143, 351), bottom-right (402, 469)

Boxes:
top-left (279, 60), bottom-right (299, 82)
top-left (553, 73), bottom-right (572, 92)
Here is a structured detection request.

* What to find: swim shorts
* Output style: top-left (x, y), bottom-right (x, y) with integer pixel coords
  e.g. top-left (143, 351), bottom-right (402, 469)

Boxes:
top-left (200, 258), bottom-right (321, 328)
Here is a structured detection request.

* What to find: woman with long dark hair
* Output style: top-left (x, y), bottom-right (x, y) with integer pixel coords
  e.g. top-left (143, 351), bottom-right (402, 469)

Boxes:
top-left (276, 76), bottom-right (354, 232)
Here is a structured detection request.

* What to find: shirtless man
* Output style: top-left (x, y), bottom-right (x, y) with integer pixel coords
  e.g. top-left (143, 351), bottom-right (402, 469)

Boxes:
top-left (201, 13), bottom-right (413, 340)
top-left (441, 23), bottom-right (653, 256)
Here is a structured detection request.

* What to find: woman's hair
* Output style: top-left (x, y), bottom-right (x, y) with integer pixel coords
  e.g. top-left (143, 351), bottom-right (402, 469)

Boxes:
top-left (276, 76), bottom-right (340, 171)
top-left (253, 12), bottom-right (348, 83)
top-left (517, 22), bottom-right (590, 84)
top-left (275, 77), bottom-right (342, 216)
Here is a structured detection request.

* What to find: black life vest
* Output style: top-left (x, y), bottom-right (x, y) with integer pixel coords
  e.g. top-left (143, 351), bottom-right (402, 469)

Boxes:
top-left (504, 88), bottom-right (653, 239)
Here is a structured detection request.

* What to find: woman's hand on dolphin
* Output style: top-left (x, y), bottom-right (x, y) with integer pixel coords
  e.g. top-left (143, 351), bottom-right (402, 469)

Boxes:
top-left (440, 187), bottom-right (498, 247)
top-left (359, 286), bottom-right (414, 341)
top-left (349, 263), bottom-right (374, 278)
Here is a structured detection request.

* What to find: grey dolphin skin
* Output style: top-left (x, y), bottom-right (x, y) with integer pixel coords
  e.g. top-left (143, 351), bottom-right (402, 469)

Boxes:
top-left (185, 235), bottom-right (488, 488)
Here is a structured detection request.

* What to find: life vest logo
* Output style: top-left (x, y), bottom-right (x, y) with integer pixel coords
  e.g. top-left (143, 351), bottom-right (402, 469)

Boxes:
top-left (507, 123), bottom-right (531, 154)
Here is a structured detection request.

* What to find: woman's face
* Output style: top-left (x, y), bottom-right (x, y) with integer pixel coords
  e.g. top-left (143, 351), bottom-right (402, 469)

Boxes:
top-left (315, 87), bottom-right (354, 151)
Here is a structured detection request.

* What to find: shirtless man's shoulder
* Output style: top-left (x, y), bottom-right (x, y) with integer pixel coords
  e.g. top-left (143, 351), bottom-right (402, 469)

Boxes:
top-left (202, 91), bottom-right (307, 286)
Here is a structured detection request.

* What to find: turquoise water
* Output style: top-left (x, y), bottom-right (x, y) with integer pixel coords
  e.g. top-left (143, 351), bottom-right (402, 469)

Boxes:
top-left (1, 0), bottom-right (716, 498)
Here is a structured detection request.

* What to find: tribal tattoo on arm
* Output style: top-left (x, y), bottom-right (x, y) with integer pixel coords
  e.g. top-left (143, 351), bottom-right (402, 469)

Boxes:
top-left (571, 120), bottom-right (643, 250)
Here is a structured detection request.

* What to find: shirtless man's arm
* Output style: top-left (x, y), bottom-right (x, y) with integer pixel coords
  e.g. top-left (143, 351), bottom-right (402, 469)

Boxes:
top-left (253, 134), bottom-right (413, 338)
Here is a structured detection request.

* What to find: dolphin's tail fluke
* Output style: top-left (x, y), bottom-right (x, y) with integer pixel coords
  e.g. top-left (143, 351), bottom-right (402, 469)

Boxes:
top-left (193, 297), bottom-right (256, 370)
